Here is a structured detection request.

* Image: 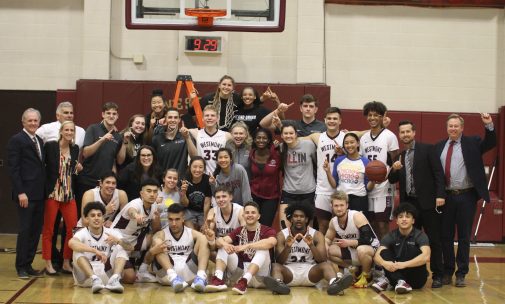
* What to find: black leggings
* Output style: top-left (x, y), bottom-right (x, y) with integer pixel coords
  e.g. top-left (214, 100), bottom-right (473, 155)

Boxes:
top-left (253, 194), bottom-right (279, 227)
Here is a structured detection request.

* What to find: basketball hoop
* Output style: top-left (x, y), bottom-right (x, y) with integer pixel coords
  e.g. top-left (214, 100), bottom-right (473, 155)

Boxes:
top-left (185, 8), bottom-right (227, 27)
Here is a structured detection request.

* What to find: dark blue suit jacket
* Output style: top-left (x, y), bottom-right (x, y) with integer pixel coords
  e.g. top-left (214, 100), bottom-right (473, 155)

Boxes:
top-left (435, 128), bottom-right (496, 203)
top-left (388, 142), bottom-right (446, 210)
top-left (7, 131), bottom-right (46, 201)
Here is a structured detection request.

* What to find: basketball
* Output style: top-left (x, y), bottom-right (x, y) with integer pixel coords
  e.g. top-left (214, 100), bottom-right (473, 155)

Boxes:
top-left (365, 160), bottom-right (387, 182)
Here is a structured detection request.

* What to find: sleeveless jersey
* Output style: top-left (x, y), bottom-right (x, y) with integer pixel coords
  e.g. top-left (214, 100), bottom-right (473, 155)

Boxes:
top-left (76, 187), bottom-right (120, 227)
top-left (282, 227), bottom-right (317, 265)
top-left (214, 203), bottom-right (243, 237)
top-left (316, 131), bottom-right (346, 194)
top-left (164, 226), bottom-right (194, 261)
top-left (196, 129), bottom-right (227, 175)
top-left (111, 198), bottom-right (156, 245)
top-left (72, 227), bottom-right (123, 261)
top-left (359, 129), bottom-right (399, 198)
top-left (330, 210), bottom-right (379, 247)
top-left (92, 187), bottom-right (120, 222)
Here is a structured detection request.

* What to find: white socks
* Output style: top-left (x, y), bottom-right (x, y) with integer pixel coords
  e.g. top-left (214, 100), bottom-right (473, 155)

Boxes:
top-left (167, 269), bottom-right (177, 282)
top-left (214, 270), bottom-right (224, 280)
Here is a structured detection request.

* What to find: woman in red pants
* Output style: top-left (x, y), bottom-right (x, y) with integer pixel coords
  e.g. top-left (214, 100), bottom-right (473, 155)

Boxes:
top-left (42, 121), bottom-right (80, 275)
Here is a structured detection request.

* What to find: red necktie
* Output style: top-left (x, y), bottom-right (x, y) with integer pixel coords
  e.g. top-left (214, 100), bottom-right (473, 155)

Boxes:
top-left (444, 141), bottom-right (455, 186)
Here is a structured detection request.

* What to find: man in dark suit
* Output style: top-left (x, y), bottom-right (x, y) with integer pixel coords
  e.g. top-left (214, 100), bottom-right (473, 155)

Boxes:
top-left (388, 120), bottom-right (446, 288)
top-left (7, 108), bottom-right (46, 279)
top-left (435, 113), bottom-right (496, 287)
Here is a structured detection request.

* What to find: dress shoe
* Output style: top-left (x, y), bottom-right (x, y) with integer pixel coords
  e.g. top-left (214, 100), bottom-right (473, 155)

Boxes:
top-left (431, 277), bottom-right (443, 288)
top-left (26, 268), bottom-right (44, 278)
top-left (455, 276), bottom-right (466, 287)
top-left (61, 268), bottom-right (73, 275)
top-left (442, 274), bottom-right (452, 285)
top-left (17, 270), bottom-right (30, 280)
top-left (45, 269), bottom-right (59, 276)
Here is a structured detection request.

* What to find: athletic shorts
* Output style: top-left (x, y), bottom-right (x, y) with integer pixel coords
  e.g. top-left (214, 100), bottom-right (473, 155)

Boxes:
top-left (339, 245), bottom-right (378, 267)
top-left (314, 194), bottom-right (332, 221)
top-left (154, 252), bottom-right (198, 284)
top-left (281, 191), bottom-right (315, 207)
top-left (285, 263), bottom-right (317, 287)
top-left (368, 196), bottom-right (393, 222)
top-left (73, 245), bottom-right (130, 286)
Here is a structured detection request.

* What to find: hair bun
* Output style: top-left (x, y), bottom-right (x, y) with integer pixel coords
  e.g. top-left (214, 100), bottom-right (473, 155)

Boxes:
top-left (152, 89), bottom-right (164, 96)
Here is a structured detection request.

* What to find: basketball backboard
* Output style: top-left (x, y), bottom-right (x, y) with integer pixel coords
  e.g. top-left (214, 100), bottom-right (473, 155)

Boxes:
top-left (125, 0), bottom-right (286, 32)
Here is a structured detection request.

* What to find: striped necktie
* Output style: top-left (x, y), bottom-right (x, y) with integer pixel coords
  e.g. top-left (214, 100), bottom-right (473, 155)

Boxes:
top-left (32, 136), bottom-right (42, 160)
top-left (405, 149), bottom-right (415, 196)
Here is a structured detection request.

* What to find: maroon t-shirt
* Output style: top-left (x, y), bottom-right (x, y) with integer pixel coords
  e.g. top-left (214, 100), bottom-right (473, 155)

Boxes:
top-left (249, 146), bottom-right (282, 199)
top-left (228, 224), bottom-right (276, 262)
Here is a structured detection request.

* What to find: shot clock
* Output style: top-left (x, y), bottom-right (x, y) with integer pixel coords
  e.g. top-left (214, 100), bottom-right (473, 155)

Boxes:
top-left (185, 36), bottom-right (222, 53)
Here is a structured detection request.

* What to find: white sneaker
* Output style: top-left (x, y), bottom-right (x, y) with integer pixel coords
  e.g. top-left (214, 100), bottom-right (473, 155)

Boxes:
top-left (171, 276), bottom-right (188, 293)
top-left (372, 277), bottom-right (390, 292)
top-left (106, 274), bottom-right (124, 293)
top-left (136, 270), bottom-right (158, 283)
top-left (91, 275), bottom-right (104, 294)
top-left (157, 275), bottom-right (171, 286)
top-left (395, 280), bottom-right (412, 294)
top-left (191, 275), bottom-right (207, 293)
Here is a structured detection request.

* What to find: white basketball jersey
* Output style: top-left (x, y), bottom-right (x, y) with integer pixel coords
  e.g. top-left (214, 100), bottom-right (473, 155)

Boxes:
top-left (164, 226), bottom-right (194, 261)
top-left (196, 129), bottom-right (227, 175)
top-left (93, 187), bottom-right (120, 222)
top-left (73, 227), bottom-right (122, 261)
top-left (111, 198), bottom-right (156, 245)
top-left (316, 131), bottom-right (346, 194)
top-left (330, 210), bottom-right (379, 247)
top-left (359, 129), bottom-right (399, 198)
top-left (214, 203), bottom-right (243, 237)
top-left (76, 187), bottom-right (120, 227)
top-left (281, 227), bottom-right (317, 265)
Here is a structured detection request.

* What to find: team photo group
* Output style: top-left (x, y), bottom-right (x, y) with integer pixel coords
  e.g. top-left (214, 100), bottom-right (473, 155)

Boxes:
top-left (7, 75), bottom-right (496, 297)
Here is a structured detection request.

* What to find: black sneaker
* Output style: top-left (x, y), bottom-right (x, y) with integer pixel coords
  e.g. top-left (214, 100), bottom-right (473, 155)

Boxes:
top-left (26, 268), bottom-right (44, 278)
top-left (442, 274), bottom-right (452, 285)
top-left (17, 270), bottom-right (30, 280)
top-left (455, 276), bottom-right (466, 287)
top-left (263, 276), bottom-right (291, 295)
top-left (327, 274), bottom-right (353, 295)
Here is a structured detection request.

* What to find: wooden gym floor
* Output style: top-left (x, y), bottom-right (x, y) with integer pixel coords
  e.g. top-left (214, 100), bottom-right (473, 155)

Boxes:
top-left (0, 234), bottom-right (504, 304)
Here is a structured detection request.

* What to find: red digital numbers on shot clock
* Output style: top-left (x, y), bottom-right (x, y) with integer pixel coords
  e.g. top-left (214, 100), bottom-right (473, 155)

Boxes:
top-left (185, 37), bottom-right (221, 52)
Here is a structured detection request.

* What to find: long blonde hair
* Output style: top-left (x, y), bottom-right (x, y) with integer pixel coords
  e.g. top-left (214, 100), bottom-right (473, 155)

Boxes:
top-left (58, 120), bottom-right (75, 144)
top-left (212, 75), bottom-right (236, 130)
